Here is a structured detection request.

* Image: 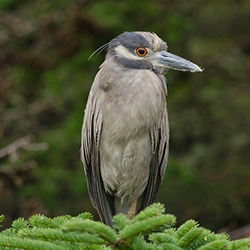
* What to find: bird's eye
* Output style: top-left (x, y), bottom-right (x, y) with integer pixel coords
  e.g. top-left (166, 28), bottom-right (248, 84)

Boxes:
top-left (135, 47), bottom-right (147, 57)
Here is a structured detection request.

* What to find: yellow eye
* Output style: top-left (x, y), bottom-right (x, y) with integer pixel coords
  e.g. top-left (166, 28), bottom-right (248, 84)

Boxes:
top-left (135, 47), bottom-right (147, 57)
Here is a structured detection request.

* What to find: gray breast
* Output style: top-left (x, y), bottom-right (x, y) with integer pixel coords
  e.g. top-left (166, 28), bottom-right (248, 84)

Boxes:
top-left (93, 59), bottom-right (167, 207)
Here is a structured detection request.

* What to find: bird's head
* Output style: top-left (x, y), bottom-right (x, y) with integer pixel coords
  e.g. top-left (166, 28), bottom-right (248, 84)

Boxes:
top-left (107, 31), bottom-right (202, 74)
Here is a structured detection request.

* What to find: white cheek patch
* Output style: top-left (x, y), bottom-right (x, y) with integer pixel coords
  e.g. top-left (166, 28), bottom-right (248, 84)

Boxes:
top-left (115, 45), bottom-right (140, 61)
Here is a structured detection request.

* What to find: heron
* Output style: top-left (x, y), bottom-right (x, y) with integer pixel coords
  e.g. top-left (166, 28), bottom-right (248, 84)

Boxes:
top-left (81, 31), bottom-right (202, 227)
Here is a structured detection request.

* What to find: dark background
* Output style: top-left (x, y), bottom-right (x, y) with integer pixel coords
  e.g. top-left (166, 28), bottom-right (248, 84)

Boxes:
top-left (1, 0), bottom-right (250, 234)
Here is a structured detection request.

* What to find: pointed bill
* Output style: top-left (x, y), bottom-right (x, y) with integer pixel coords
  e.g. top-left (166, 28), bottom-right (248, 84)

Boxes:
top-left (152, 51), bottom-right (203, 73)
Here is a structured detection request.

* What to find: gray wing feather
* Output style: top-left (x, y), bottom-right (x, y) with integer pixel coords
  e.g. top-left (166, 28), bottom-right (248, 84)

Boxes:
top-left (140, 90), bottom-right (169, 210)
top-left (81, 89), bottom-right (114, 226)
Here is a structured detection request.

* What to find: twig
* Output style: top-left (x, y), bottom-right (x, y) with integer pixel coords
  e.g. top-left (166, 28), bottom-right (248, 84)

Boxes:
top-left (229, 225), bottom-right (250, 240)
top-left (2, 99), bottom-right (53, 120)
top-left (0, 135), bottom-right (33, 159)
top-left (0, 135), bottom-right (48, 162)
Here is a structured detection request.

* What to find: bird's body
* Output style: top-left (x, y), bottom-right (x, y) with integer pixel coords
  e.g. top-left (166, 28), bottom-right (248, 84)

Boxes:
top-left (97, 56), bottom-right (168, 212)
top-left (81, 32), bottom-right (202, 227)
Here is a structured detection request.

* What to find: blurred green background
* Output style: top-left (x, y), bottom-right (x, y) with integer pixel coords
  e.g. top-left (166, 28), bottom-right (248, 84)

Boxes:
top-left (1, 0), bottom-right (250, 234)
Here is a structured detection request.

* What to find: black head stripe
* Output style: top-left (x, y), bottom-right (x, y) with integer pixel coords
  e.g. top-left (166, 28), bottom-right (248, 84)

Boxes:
top-left (109, 32), bottom-right (151, 53)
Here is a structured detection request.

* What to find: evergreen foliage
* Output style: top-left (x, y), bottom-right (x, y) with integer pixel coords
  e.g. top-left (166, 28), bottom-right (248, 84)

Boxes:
top-left (0, 204), bottom-right (249, 250)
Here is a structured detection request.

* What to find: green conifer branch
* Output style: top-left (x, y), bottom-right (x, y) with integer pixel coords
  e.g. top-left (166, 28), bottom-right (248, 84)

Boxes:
top-left (76, 212), bottom-right (93, 220)
top-left (112, 214), bottom-right (130, 231)
top-left (198, 239), bottom-right (229, 250)
top-left (0, 229), bottom-right (15, 237)
top-left (0, 216), bottom-right (4, 224)
top-left (231, 238), bottom-right (250, 249)
top-left (0, 236), bottom-right (68, 250)
top-left (12, 218), bottom-right (29, 232)
top-left (176, 219), bottom-right (199, 239)
top-left (0, 203), bottom-right (250, 250)
top-left (149, 232), bottom-right (177, 244)
top-left (118, 214), bottom-right (176, 240)
top-left (177, 227), bottom-right (207, 248)
top-left (28, 214), bottom-right (62, 229)
top-left (19, 228), bottom-right (106, 245)
top-left (130, 203), bottom-right (166, 223)
top-left (61, 219), bottom-right (117, 244)
top-left (160, 242), bottom-right (183, 250)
